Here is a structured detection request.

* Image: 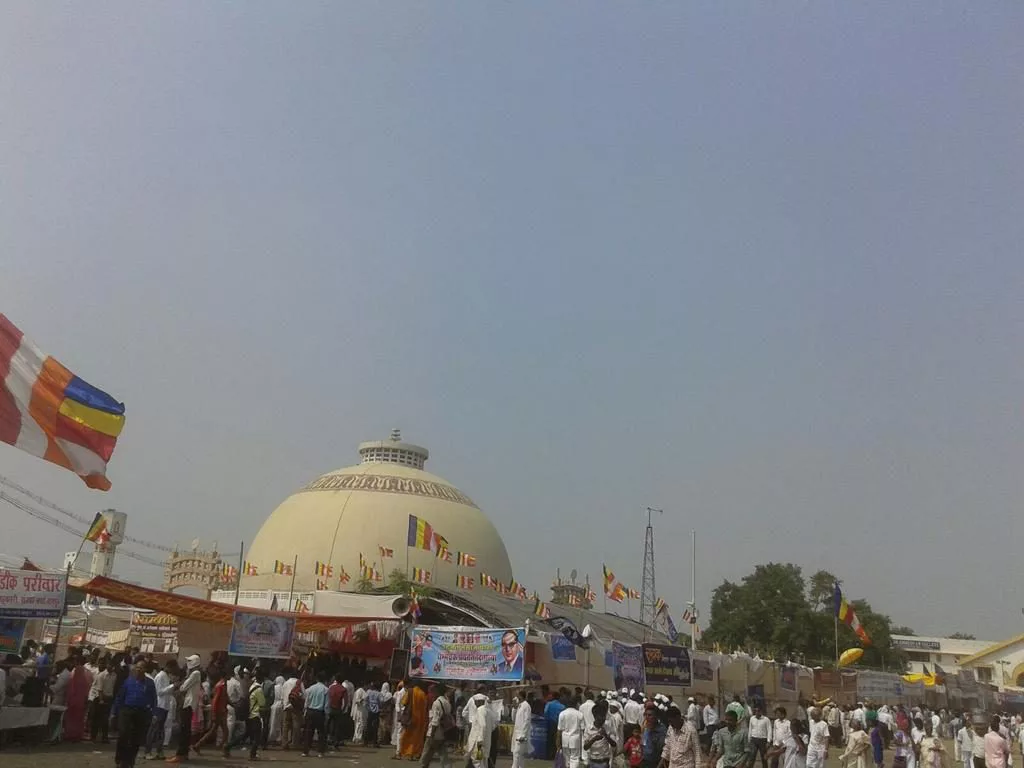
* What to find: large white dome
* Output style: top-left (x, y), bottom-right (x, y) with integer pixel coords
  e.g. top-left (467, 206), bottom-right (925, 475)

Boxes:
top-left (244, 431), bottom-right (513, 592)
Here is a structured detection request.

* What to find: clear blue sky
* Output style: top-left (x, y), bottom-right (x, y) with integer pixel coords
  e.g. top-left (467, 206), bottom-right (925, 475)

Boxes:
top-left (2, 3), bottom-right (1023, 639)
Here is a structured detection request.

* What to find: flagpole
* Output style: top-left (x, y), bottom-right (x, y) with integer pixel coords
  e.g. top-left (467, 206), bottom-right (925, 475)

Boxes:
top-left (234, 541), bottom-right (244, 606)
top-left (691, 529), bottom-right (697, 651)
top-left (56, 514), bottom-right (105, 651)
top-left (834, 580), bottom-right (841, 665)
top-left (287, 555), bottom-right (298, 612)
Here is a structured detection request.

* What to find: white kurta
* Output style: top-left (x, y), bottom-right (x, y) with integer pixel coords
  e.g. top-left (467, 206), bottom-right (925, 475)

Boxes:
top-left (467, 697), bottom-right (495, 768)
top-left (352, 687), bottom-right (366, 743)
top-left (512, 701), bottom-right (533, 768)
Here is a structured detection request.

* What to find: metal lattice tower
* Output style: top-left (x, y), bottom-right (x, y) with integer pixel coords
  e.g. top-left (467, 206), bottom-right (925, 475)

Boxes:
top-left (639, 507), bottom-right (661, 625)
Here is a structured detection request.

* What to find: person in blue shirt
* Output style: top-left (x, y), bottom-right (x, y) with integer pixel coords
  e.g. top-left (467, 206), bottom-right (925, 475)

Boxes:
top-left (545, 689), bottom-right (568, 759)
top-left (112, 662), bottom-right (156, 768)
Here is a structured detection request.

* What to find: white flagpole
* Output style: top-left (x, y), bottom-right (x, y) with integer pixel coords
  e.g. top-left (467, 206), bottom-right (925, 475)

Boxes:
top-left (691, 529), bottom-right (697, 651)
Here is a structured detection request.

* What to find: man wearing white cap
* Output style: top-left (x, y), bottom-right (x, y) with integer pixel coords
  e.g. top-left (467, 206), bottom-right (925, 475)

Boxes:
top-left (607, 699), bottom-right (626, 768)
top-left (624, 692), bottom-right (644, 729)
top-left (168, 654), bottom-right (201, 764)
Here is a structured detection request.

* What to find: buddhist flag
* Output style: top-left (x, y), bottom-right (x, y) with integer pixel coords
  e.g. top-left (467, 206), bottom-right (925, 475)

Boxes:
top-left (379, 545), bottom-right (394, 559)
top-left (243, 562), bottom-right (258, 576)
top-left (834, 583), bottom-right (871, 645)
top-left (654, 597), bottom-right (667, 616)
top-left (609, 583), bottom-right (626, 603)
top-left (273, 560), bottom-right (293, 575)
top-left (627, 588), bottom-right (640, 600)
top-left (585, 587), bottom-right (596, 603)
top-left (457, 552), bottom-right (477, 567)
top-left (436, 545), bottom-right (452, 563)
top-left (338, 567), bottom-right (351, 585)
top-left (84, 512), bottom-right (111, 544)
top-left (480, 573), bottom-right (498, 589)
top-left (0, 314), bottom-right (126, 490)
top-left (412, 567), bottom-right (432, 584)
top-left (316, 578), bottom-right (329, 590)
top-left (456, 574), bottom-right (474, 590)
top-left (568, 594), bottom-right (581, 607)
top-left (533, 599), bottom-right (551, 619)
top-left (602, 564), bottom-right (615, 595)
top-left (407, 515), bottom-right (436, 551)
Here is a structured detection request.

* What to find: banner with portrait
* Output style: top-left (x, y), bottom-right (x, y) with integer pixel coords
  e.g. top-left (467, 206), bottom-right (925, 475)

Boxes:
top-left (692, 657), bottom-right (715, 682)
top-left (642, 644), bottom-right (691, 686)
top-left (228, 610), bottom-right (296, 659)
top-left (780, 666), bottom-right (798, 691)
top-left (611, 641), bottom-right (645, 691)
top-left (409, 626), bottom-right (525, 682)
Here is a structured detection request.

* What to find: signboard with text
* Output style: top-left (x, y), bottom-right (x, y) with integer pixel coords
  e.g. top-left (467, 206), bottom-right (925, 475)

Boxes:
top-left (228, 611), bottom-right (296, 659)
top-left (0, 568), bottom-right (67, 618)
top-left (642, 644), bottom-right (692, 686)
top-left (408, 626), bottom-right (526, 682)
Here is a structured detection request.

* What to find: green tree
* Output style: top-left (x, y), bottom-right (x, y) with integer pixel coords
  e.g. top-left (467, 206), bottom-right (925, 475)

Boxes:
top-left (947, 632), bottom-right (976, 640)
top-left (703, 563), bottom-right (814, 656)
top-left (891, 626), bottom-right (916, 636)
top-left (807, 570), bottom-right (839, 613)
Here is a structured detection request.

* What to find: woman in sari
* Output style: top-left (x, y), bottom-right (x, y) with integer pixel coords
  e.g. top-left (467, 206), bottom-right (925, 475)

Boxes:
top-left (63, 655), bottom-right (92, 742)
top-left (399, 682), bottom-right (428, 760)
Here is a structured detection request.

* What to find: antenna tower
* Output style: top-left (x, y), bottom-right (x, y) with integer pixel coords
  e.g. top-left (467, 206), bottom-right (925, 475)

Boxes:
top-left (639, 507), bottom-right (662, 625)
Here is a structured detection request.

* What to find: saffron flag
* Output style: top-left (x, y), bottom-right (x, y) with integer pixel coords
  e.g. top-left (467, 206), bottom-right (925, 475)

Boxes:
top-left (84, 512), bottom-right (111, 544)
top-left (457, 552), bottom-right (477, 567)
top-left (379, 545), bottom-right (394, 559)
top-left (834, 583), bottom-right (871, 645)
top-left (407, 515), bottom-right (437, 551)
top-left (609, 583), bottom-right (626, 603)
top-left (0, 314), bottom-right (126, 490)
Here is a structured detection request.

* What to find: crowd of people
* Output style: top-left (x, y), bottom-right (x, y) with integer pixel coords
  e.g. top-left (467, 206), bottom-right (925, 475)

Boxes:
top-left (5, 641), bottom-right (1024, 768)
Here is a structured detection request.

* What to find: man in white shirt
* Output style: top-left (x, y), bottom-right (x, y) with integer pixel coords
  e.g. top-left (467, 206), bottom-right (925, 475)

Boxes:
top-left (225, 665), bottom-right (248, 747)
top-left (749, 703), bottom-right (773, 768)
top-left (580, 692), bottom-right (597, 764)
top-left (686, 697), bottom-right (700, 730)
top-left (557, 697), bottom-right (585, 768)
top-left (87, 658), bottom-right (115, 743)
top-left (352, 683), bottom-right (367, 744)
top-left (702, 695), bottom-right (720, 753)
top-left (806, 708), bottom-right (830, 768)
top-left (512, 692), bottom-right (534, 768)
top-left (174, 653), bottom-right (202, 761)
top-left (607, 700), bottom-right (625, 768)
top-left (280, 670), bottom-right (303, 750)
top-left (143, 659), bottom-right (178, 760)
top-left (624, 692), bottom-right (644, 729)
top-left (955, 717), bottom-right (975, 768)
top-left (771, 707), bottom-right (792, 768)
top-left (853, 703), bottom-right (865, 730)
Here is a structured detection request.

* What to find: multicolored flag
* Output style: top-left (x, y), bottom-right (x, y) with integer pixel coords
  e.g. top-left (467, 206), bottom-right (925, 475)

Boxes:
top-left (609, 583), bottom-right (626, 603)
top-left (361, 565), bottom-right (382, 582)
top-left (243, 562), bottom-right (258, 576)
top-left (654, 597), bottom-right (667, 616)
top-left (84, 512), bottom-right (111, 544)
top-left (457, 552), bottom-right (477, 567)
top-left (338, 567), bottom-right (351, 585)
top-left (585, 587), bottom-right (597, 603)
top-left (627, 588), bottom-right (641, 600)
top-left (568, 594), bottom-right (581, 607)
top-left (221, 564), bottom-right (238, 579)
top-left (412, 567), bottom-right (432, 584)
top-left (0, 314), bottom-right (126, 490)
top-left (682, 608), bottom-right (696, 624)
top-left (407, 515), bottom-right (442, 552)
top-left (834, 583), bottom-right (871, 645)
top-left (314, 561), bottom-right (333, 577)
top-left (456, 574), bottom-right (474, 590)
top-left (480, 573), bottom-right (498, 589)
top-left (273, 560), bottom-right (293, 576)
top-left (294, 599), bottom-right (310, 613)
top-left (410, 589), bottom-right (422, 621)
top-left (533, 599), bottom-right (551, 619)
top-left (316, 578), bottom-right (329, 590)
top-left (602, 564), bottom-right (615, 595)
top-left (379, 545), bottom-right (394, 559)
top-left (436, 546), bottom-right (452, 563)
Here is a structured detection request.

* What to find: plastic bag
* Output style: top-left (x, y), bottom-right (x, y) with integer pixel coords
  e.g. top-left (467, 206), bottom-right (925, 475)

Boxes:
top-left (554, 750), bottom-right (567, 768)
